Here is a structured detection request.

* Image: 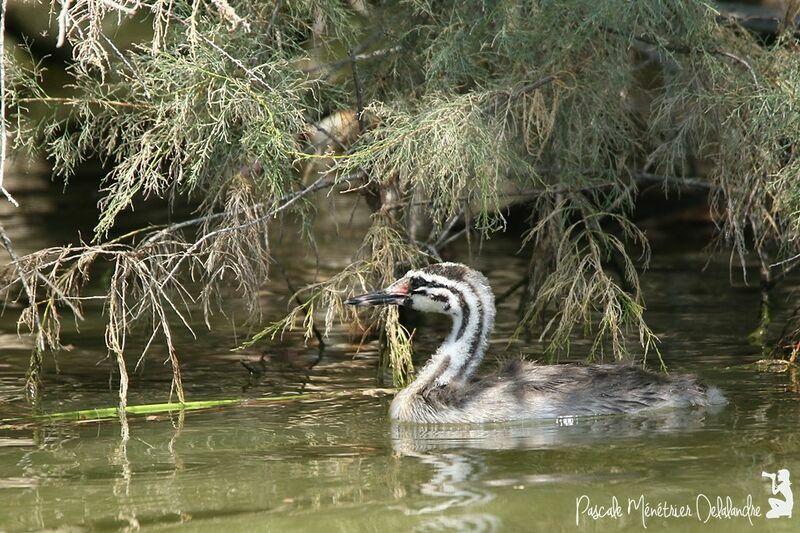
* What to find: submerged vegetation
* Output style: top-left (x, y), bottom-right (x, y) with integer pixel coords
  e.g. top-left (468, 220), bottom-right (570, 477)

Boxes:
top-left (2, 0), bottom-right (800, 407)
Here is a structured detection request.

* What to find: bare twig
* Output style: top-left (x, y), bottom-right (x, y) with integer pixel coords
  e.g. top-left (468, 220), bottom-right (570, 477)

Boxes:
top-left (105, 258), bottom-right (131, 435)
top-left (144, 171), bottom-right (360, 246)
top-left (0, 226), bottom-right (43, 351)
top-left (0, 170), bottom-right (365, 405)
top-left (311, 33), bottom-right (387, 81)
top-left (428, 214), bottom-right (461, 248)
top-left (305, 119), bottom-right (351, 153)
top-left (56, 0), bottom-right (72, 48)
top-left (349, 48), bottom-right (366, 133)
top-left (435, 227), bottom-right (468, 251)
top-left (602, 25), bottom-right (760, 86)
top-left (265, 0), bottom-right (283, 37)
top-left (99, 0), bottom-right (136, 15)
top-left (301, 46), bottom-right (402, 78)
top-left (770, 251), bottom-right (800, 269)
top-left (0, 0), bottom-right (18, 207)
top-left (276, 262), bottom-right (325, 349)
top-left (32, 270), bottom-right (84, 320)
top-left (480, 74), bottom-right (557, 115)
top-left (0, 223), bottom-right (44, 398)
top-left (496, 275), bottom-right (530, 305)
top-left (100, 32), bottom-right (153, 99)
top-left (718, 51), bottom-right (760, 88)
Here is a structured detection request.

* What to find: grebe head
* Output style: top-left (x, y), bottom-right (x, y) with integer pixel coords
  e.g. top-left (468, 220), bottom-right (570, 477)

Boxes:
top-left (345, 262), bottom-right (492, 318)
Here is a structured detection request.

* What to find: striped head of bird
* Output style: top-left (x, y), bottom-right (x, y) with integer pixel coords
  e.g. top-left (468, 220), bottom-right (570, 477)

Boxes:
top-left (345, 262), bottom-right (495, 319)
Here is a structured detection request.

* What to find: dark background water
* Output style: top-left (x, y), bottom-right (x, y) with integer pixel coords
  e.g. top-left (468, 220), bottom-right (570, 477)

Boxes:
top-left (0, 171), bottom-right (798, 531)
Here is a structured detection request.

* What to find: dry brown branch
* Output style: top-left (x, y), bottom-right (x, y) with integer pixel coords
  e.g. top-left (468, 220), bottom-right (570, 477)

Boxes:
top-left (0, 0), bottom-right (18, 207)
top-left (0, 223), bottom-right (44, 395)
top-left (0, 171), bottom-right (354, 404)
top-left (480, 74), bottom-right (558, 115)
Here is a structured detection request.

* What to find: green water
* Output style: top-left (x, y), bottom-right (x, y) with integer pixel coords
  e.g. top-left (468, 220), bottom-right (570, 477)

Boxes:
top-left (1, 174), bottom-right (799, 531)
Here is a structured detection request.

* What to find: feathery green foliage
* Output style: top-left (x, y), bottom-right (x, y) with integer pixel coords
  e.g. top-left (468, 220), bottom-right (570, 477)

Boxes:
top-left (4, 0), bottom-right (800, 404)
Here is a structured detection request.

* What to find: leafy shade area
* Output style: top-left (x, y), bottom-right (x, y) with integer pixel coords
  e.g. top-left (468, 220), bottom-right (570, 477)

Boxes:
top-left (3, 1), bottom-right (800, 407)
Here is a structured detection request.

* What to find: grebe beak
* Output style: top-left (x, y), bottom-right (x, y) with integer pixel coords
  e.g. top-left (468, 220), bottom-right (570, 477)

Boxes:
top-left (345, 279), bottom-right (409, 306)
top-left (345, 289), bottom-right (406, 306)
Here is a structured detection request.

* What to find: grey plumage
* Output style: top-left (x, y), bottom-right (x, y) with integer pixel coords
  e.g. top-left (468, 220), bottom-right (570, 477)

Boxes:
top-left (346, 262), bottom-right (726, 424)
top-left (398, 360), bottom-right (726, 423)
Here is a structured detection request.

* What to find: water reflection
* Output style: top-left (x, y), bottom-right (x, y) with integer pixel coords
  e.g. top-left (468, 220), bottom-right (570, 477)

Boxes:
top-left (240, 346), bottom-right (327, 393)
top-left (393, 450), bottom-right (499, 531)
top-left (391, 408), bottom-right (723, 455)
top-left (415, 512), bottom-right (502, 532)
top-left (387, 408), bottom-right (725, 532)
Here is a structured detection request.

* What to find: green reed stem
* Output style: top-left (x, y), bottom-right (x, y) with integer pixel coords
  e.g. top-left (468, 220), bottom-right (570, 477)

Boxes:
top-left (18, 394), bottom-right (312, 423)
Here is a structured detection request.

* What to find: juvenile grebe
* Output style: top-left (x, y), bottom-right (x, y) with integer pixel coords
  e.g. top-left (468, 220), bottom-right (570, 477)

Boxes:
top-left (346, 262), bottom-right (725, 423)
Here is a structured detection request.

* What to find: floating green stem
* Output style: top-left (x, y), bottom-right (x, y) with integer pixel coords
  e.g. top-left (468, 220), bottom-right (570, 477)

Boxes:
top-left (12, 394), bottom-right (312, 424)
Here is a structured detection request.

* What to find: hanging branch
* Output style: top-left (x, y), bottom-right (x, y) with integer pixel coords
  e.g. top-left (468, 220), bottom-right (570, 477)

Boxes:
top-left (0, 0), bottom-right (18, 207)
top-left (0, 223), bottom-right (43, 397)
top-left (349, 47), bottom-right (366, 133)
top-left (276, 262), bottom-right (326, 349)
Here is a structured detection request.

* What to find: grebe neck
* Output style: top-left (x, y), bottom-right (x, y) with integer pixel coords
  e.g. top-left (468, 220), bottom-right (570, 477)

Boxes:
top-left (404, 276), bottom-right (495, 395)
